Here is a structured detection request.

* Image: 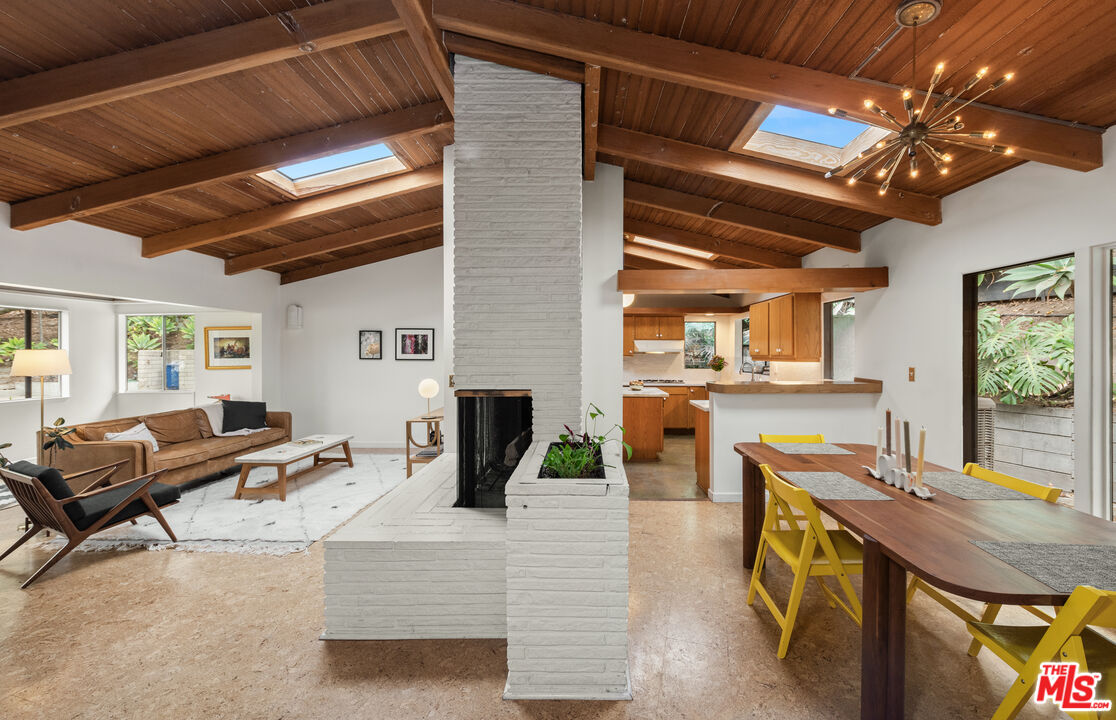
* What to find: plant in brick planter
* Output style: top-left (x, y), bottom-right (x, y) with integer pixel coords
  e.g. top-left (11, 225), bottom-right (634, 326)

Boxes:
top-left (539, 403), bottom-right (632, 479)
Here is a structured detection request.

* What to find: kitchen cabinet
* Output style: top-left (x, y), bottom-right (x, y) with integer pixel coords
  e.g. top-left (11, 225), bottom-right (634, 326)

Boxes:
top-left (623, 394), bottom-right (665, 461)
top-left (747, 293), bottom-right (821, 361)
top-left (687, 386), bottom-right (708, 427)
top-left (694, 403), bottom-right (709, 493)
top-left (631, 315), bottom-right (684, 340)
top-left (623, 316), bottom-right (635, 356)
top-left (662, 387), bottom-right (691, 429)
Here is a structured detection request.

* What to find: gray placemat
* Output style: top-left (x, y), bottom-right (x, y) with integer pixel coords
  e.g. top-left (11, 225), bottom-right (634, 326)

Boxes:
top-left (972, 541), bottom-right (1116, 593)
top-left (767, 442), bottom-right (854, 455)
top-left (781, 472), bottom-right (893, 501)
top-left (922, 471), bottom-right (1040, 500)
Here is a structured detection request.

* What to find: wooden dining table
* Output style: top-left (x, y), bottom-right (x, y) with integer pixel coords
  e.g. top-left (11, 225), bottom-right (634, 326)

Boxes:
top-left (734, 442), bottom-right (1116, 720)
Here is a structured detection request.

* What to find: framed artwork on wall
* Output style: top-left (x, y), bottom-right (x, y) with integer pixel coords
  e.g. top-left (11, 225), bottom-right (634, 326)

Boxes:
top-left (205, 326), bottom-right (252, 370)
top-left (359, 330), bottom-right (382, 360)
top-left (395, 328), bottom-right (434, 361)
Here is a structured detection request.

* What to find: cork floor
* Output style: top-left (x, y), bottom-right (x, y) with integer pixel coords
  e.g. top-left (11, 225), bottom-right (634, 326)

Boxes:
top-left (0, 476), bottom-right (1067, 719)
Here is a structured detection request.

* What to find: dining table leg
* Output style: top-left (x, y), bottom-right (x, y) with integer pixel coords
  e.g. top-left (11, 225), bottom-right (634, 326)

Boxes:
top-left (741, 457), bottom-right (765, 568)
top-left (861, 534), bottom-right (906, 720)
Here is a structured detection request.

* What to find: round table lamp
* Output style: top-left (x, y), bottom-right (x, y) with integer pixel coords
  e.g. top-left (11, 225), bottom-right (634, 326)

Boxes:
top-left (418, 378), bottom-right (440, 419)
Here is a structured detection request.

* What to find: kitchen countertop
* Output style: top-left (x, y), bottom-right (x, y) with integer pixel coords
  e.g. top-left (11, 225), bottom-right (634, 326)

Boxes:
top-left (690, 400), bottom-right (710, 411)
top-left (706, 378), bottom-right (883, 394)
top-left (622, 386), bottom-right (669, 398)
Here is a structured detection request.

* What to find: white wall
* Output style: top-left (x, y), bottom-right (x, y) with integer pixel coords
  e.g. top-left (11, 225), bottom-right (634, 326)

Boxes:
top-left (804, 130), bottom-right (1115, 509)
top-left (582, 163), bottom-right (624, 427)
top-left (279, 248), bottom-right (445, 446)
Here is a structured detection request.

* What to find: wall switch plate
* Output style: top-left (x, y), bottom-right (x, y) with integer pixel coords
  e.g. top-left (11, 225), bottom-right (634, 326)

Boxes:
top-left (908, 367), bottom-right (916, 382)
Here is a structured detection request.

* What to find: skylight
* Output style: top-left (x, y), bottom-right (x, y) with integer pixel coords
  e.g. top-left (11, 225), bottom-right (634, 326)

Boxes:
top-left (758, 106), bottom-right (869, 148)
top-left (276, 143), bottom-right (396, 181)
top-left (630, 236), bottom-right (714, 259)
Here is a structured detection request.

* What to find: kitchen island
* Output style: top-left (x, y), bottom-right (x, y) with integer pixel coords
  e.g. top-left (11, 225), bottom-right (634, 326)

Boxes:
top-left (622, 386), bottom-right (667, 461)
top-left (704, 378), bottom-right (883, 501)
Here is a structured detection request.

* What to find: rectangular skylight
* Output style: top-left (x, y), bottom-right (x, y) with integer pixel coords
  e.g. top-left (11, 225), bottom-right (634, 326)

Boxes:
top-left (758, 106), bottom-right (869, 148)
top-left (630, 235), bottom-right (715, 259)
top-left (276, 143), bottom-right (396, 181)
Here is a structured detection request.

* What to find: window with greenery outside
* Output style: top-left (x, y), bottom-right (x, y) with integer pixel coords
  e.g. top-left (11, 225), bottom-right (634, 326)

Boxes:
top-left (684, 321), bottom-right (716, 369)
top-left (0, 307), bottom-right (62, 402)
top-left (125, 315), bottom-right (195, 391)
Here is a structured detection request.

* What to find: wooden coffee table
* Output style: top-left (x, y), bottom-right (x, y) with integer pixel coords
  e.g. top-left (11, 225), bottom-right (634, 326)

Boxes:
top-left (233, 434), bottom-right (354, 501)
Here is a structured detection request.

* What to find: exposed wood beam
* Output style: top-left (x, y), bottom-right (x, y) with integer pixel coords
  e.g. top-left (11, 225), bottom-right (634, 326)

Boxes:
top-left (625, 180), bottom-right (860, 253)
top-left (281, 235), bottom-right (442, 284)
top-left (142, 165), bottom-right (442, 258)
top-left (729, 103), bottom-right (773, 150)
top-left (583, 65), bottom-right (601, 181)
top-left (434, 0), bottom-right (1101, 172)
top-left (443, 33), bottom-right (584, 83)
top-left (623, 254), bottom-right (679, 271)
top-left (225, 209), bottom-right (442, 274)
top-left (392, 0), bottom-right (455, 114)
top-left (0, 0), bottom-right (403, 129)
top-left (10, 102), bottom-right (451, 230)
top-left (617, 267), bottom-right (889, 294)
top-left (624, 306), bottom-right (746, 316)
top-left (625, 218), bottom-right (801, 269)
top-left (623, 241), bottom-right (732, 270)
top-left (603, 126), bottom-right (941, 225)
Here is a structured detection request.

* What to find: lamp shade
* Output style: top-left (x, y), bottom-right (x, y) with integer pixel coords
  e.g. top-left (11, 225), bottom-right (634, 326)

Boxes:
top-left (11, 349), bottom-right (71, 377)
top-left (417, 378), bottom-right (439, 400)
top-left (622, 293), bottom-right (635, 308)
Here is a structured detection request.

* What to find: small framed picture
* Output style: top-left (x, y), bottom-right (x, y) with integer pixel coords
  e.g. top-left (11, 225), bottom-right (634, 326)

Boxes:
top-left (205, 326), bottom-right (252, 370)
top-left (358, 330), bottom-right (382, 360)
top-left (395, 328), bottom-right (434, 361)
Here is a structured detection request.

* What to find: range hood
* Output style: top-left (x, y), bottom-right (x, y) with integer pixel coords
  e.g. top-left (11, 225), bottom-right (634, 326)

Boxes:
top-left (634, 339), bottom-right (684, 354)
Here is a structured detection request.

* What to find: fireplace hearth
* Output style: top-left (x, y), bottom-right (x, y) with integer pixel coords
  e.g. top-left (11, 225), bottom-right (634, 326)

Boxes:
top-left (455, 390), bottom-right (532, 508)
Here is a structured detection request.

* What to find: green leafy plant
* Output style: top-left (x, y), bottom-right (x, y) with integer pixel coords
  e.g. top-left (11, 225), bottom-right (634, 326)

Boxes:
top-left (977, 306), bottom-right (1074, 405)
top-left (541, 403), bottom-right (632, 479)
top-left (0, 337), bottom-right (57, 363)
top-left (708, 354), bottom-right (727, 372)
top-left (998, 258), bottom-right (1075, 300)
top-left (126, 333), bottom-right (161, 351)
top-left (41, 417), bottom-right (75, 465)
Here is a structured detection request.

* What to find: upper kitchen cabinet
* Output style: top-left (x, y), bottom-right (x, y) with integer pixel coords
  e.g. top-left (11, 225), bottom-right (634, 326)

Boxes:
top-left (747, 293), bottom-right (821, 362)
top-left (632, 315), bottom-right (684, 341)
top-left (623, 316), bottom-right (636, 356)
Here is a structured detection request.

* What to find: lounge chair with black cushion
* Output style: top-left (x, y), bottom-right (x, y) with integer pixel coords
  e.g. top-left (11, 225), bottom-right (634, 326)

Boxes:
top-left (0, 459), bottom-right (179, 588)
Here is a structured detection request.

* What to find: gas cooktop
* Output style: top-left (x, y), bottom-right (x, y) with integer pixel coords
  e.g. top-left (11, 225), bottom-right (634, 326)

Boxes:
top-left (639, 379), bottom-right (684, 384)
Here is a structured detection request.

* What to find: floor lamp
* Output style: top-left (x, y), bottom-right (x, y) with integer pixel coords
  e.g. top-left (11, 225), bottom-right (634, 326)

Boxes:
top-left (11, 349), bottom-right (72, 464)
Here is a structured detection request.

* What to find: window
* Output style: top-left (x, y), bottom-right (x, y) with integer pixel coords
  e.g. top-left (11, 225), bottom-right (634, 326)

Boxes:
top-left (276, 144), bottom-right (395, 180)
top-left (734, 105), bottom-right (891, 170)
top-left (124, 315), bottom-right (195, 392)
top-left (628, 235), bottom-right (715, 259)
top-left (257, 142), bottom-right (408, 197)
top-left (759, 106), bottom-right (869, 147)
top-left (684, 321), bottom-right (716, 369)
top-left (824, 299), bottom-right (855, 380)
top-left (0, 307), bottom-right (64, 402)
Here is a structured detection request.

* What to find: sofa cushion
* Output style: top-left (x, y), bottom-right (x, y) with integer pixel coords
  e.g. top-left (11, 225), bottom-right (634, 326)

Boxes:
top-left (202, 435), bottom-right (257, 456)
top-left (8, 460), bottom-right (74, 502)
top-left (243, 427), bottom-right (287, 447)
top-left (77, 418), bottom-right (142, 442)
top-left (222, 400), bottom-right (267, 433)
top-left (70, 480), bottom-right (181, 531)
top-left (152, 438), bottom-right (216, 471)
top-left (143, 409), bottom-right (204, 445)
top-left (195, 407), bottom-right (216, 439)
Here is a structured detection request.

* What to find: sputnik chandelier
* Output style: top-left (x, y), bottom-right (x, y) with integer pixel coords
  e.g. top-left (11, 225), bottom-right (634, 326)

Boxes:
top-left (824, 0), bottom-right (1015, 195)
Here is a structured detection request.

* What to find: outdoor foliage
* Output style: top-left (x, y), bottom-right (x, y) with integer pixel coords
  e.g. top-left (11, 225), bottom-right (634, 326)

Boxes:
top-left (1000, 258), bottom-right (1075, 300)
top-left (0, 337), bottom-right (56, 363)
top-left (977, 306), bottom-right (1074, 404)
top-left (684, 321), bottom-right (715, 369)
top-left (541, 403), bottom-right (632, 479)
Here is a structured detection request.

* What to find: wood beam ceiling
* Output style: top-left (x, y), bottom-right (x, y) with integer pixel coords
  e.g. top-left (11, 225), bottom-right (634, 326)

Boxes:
top-left (0, 0), bottom-right (403, 130)
top-left (729, 103), bottom-right (773, 150)
top-left (442, 33), bottom-right (584, 83)
top-left (617, 267), bottom-right (890, 294)
top-left (624, 218), bottom-right (800, 269)
top-left (142, 165), bottom-right (443, 258)
top-left (281, 235), bottom-right (442, 284)
top-left (583, 65), bottom-right (601, 181)
top-left (225, 209), bottom-right (442, 274)
top-left (624, 180), bottom-right (860, 253)
top-left (10, 102), bottom-right (451, 230)
top-left (624, 306), bottom-right (745, 316)
top-left (391, 0), bottom-right (455, 114)
top-left (434, 0), bottom-right (1102, 172)
top-left (603, 126), bottom-right (941, 225)
top-left (623, 254), bottom-right (680, 271)
top-left (622, 241), bottom-right (732, 270)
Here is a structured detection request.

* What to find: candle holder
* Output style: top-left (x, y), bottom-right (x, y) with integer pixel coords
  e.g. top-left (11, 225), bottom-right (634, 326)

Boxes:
top-left (863, 454), bottom-right (934, 499)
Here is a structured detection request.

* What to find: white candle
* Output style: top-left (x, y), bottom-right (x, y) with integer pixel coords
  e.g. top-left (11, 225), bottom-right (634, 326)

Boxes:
top-left (876, 426), bottom-right (884, 460)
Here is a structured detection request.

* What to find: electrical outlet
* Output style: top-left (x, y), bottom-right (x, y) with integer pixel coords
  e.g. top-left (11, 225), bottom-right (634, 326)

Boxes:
top-left (908, 367), bottom-right (916, 382)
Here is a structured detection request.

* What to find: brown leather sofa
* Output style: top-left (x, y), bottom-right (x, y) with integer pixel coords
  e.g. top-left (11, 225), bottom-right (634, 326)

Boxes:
top-left (47, 407), bottom-right (292, 492)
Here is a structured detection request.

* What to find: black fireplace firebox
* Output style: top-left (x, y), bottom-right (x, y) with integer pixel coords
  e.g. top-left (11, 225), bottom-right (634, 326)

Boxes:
top-left (456, 390), bottom-right (532, 508)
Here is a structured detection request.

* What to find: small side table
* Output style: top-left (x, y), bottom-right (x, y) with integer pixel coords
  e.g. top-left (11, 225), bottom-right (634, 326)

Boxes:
top-left (406, 408), bottom-right (444, 477)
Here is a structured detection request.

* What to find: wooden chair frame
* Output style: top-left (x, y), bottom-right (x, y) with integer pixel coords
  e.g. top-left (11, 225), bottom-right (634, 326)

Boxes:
top-left (907, 462), bottom-right (1061, 656)
top-left (0, 461), bottom-right (176, 588)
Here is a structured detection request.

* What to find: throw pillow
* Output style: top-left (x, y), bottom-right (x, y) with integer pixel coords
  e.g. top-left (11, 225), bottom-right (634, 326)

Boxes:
top-left (8, 460), bottom-right (73, 501)
top-left (222, 400), bottom-right (267, 433)
top-left (104, 422), bottom-right (160, 453)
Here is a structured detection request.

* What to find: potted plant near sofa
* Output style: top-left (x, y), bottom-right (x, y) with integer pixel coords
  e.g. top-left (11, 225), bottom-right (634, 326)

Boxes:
top-left (539, 403), bottom-right (632, 479)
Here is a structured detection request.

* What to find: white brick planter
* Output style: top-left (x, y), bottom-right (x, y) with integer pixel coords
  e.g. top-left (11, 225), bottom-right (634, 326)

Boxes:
top-left (504, 440), bottom-right (631, 701)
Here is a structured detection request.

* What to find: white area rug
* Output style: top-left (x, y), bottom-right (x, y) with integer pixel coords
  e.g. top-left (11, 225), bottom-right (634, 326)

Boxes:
top-left (41, 452), bottom-right (405, 555)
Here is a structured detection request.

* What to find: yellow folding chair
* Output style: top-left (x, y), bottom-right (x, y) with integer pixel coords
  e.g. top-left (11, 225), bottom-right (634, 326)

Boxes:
top-left (907, 463), bottom-right (1062, 656)
top-left (967, 585), bottom-right (1116, 720)
top-left (747, 463), bottom-right (863, 658)
top-left (758, 433), bottom-right (825, 528)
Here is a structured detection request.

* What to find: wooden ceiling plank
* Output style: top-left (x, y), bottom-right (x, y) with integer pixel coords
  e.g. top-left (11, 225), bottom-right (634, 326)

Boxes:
top-left (280, 235), bottom-right (442, 283)
top-left (624, 180), bottom-right (860, 252)
top-left (10, 101), bottom-right (452, 230)
top-left (605, 127), bottom-right (940, 224)
top-left (433, 0), bottom-right (1102, 172)
top-left (0, 0), bottom-right (404, 129)
top-left (443, 32), bottom-right (584, 83)
top-left (225, 208), bottom-right (442, 274)
top-left (624, 306), bottom-right (746, 316)
top-left (622, 241), bottom-right (733, 270)
top-left (625, 217), bottom-right (801, 269)
top-left (141, 164), bottom-right (443, 257)
top-left (391, 0), bottom-right (455, 114)
top-left (583, 64), bottom-right (601, 181)
top-left (622, 254), bottom-right (680, 271)
top-left (617, 267), bottom-right (890, 294)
